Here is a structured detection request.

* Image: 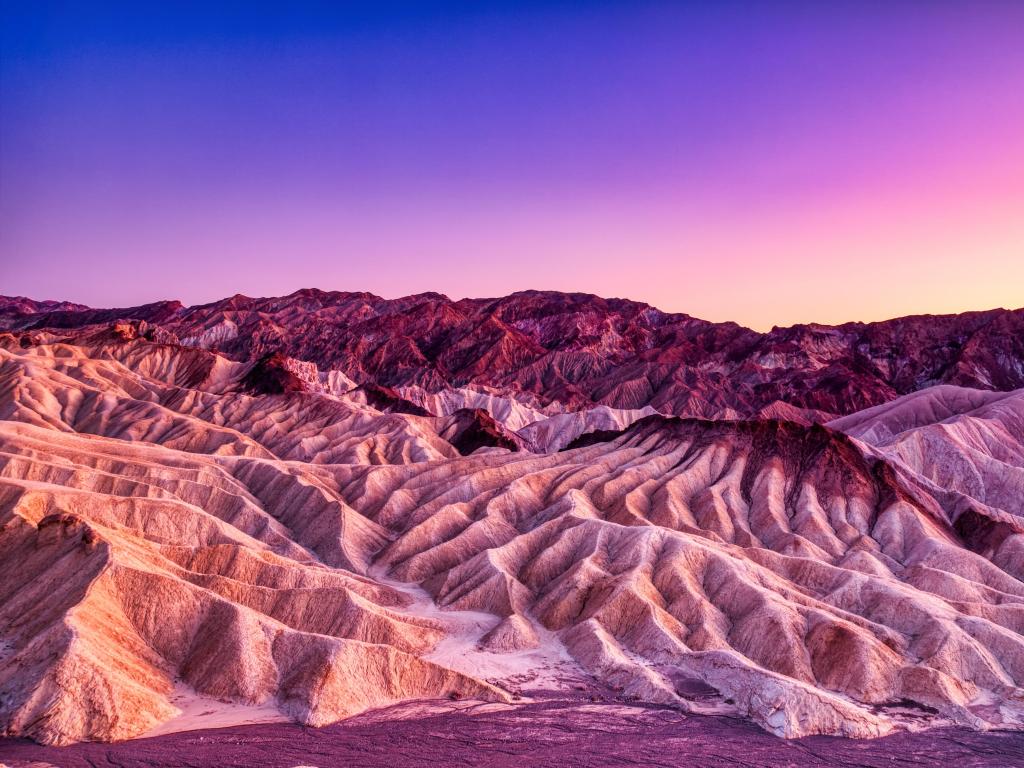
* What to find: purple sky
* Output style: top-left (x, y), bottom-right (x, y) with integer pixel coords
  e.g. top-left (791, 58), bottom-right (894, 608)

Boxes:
top-left (2, 2), bottom-right (1022, 329)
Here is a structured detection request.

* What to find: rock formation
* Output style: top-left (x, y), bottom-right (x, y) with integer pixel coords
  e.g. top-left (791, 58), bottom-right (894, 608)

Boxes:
top-left (0, 293), bottom-right (1022, 746)
top-left (4, 290), bottom-right (1022, 421)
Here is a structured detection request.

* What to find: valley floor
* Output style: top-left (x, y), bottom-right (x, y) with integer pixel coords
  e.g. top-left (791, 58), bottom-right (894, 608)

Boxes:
top-left (2, 695), bottom-right (1022, 768)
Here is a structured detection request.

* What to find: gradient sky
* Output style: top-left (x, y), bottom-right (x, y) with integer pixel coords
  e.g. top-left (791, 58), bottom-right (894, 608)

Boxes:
top-left (2, 1), bottom-right (1022, 330)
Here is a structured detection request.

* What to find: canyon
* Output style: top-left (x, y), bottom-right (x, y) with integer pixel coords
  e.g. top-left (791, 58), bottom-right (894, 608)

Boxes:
top-left (0, 290), bottom-right (1022, 764)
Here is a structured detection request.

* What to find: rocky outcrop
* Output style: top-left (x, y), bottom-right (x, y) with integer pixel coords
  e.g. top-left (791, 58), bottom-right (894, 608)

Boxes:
top-left (347, 383), bottom-right (434, 417)
top-left (437, 409), bottom-right (523, 455)
top-left (239, 352), bottom-right (309, 395)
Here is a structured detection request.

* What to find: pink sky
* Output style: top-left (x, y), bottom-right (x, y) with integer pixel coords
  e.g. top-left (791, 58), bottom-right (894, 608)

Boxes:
top-left (2, 3), bottom-right (1022, 330)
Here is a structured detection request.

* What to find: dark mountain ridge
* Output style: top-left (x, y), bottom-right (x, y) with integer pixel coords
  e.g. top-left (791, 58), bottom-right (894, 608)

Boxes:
top-left (2, 290), bottom-right (1021, 419)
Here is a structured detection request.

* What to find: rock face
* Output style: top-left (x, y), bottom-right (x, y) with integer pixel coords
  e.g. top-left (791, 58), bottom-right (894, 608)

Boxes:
top-left (238, 352), bottom-right (310, 395)
top-left (0, 292), bottom-right (1023, 747)
top-left (437, 409), bottom-right (524, 455)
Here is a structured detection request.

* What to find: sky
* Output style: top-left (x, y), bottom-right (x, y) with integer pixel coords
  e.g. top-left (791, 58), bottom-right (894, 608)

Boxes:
top-left (1, 1), bottom-right (1022, 330)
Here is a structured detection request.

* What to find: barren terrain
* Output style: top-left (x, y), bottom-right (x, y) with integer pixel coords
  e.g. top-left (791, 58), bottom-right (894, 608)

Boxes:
top-left (0, 292), bottom-right (1022, 762)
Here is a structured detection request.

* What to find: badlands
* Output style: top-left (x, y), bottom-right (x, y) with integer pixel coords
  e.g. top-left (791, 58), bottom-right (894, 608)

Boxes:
top-left (0, 291), bottom-right (1022, 764)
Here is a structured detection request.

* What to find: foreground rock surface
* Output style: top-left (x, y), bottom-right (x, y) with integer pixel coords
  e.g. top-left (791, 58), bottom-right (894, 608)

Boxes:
top-left (1, 697), bottom-right (1022, 768)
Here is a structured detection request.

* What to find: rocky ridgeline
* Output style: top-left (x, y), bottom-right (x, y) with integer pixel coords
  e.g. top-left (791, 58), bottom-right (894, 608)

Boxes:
top-left (3, 290), bottom-right (1022, 419)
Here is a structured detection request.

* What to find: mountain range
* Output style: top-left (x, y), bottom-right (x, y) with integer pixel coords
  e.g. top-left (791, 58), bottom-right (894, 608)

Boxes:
top-left (0, 290), bottom-right (1022, 751)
